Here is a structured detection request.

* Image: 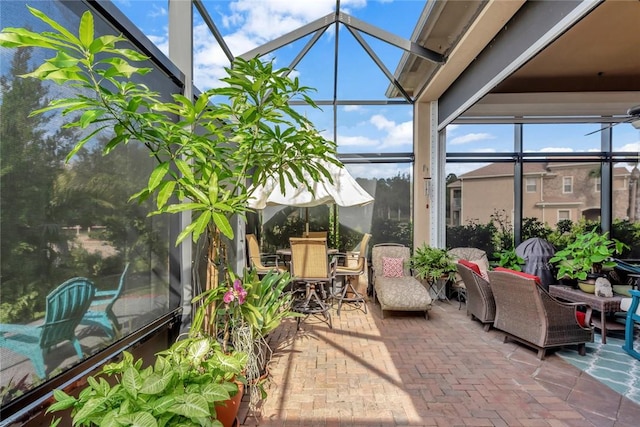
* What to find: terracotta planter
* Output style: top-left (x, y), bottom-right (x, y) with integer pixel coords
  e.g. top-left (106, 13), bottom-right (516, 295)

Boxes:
top-left (215, 382), bottom-right (244, 427)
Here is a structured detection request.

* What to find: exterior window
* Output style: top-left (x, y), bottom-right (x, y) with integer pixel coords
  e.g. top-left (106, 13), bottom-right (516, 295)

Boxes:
top-left (525, 177), bottom-right (537, 192)
top-left (563, 177), bottom-right (573, 193)
top-left (595, 176), bottom-right (601, 192)
top-left (558, 210), bottom-right (571, 221)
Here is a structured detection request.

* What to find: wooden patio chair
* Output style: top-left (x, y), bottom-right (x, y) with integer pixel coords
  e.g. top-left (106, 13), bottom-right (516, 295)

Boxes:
top-left (80, 263), bottom-right (129, 339)
top-left (0, 277), bottom-right (95, 378)
top-left (289, 237), bottom-right (334, 329)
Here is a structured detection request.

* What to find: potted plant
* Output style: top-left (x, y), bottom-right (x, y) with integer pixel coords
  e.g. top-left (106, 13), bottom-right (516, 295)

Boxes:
top-left (191, 268), bottom-right (296, 410)
top-left (47, 336), bottom-right (247, 427)
top-left (550, 227), bottom-right (627, 290)
top-left (410, 244), bottom-right (457, 285)
top-left (494, 248), bottom-right (525, 271)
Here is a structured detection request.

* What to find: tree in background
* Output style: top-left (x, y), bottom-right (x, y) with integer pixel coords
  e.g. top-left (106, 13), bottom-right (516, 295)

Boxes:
top-left (0, 47), bottom-right (76, 322)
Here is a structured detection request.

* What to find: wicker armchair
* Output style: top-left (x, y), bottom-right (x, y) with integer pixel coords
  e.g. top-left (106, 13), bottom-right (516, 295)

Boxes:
top-left (488, 269), bottom-right (594, 359)
top-left (371, 244), bottom-right (432, 319)
top-left (456, 263), bottom-right (495, 331)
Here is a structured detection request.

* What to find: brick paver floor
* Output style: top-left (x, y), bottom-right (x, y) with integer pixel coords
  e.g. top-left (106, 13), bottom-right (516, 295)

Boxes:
top-left (241, 298), bottom-right (639, 427)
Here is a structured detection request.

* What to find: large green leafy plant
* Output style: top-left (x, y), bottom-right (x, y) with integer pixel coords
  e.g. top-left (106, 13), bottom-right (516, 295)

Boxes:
top-left (0, 6), bottom-right (338, 300)
top-left (550, 227), bottom-right (627, 281)
top-left (46, 336), bottom-right (247, 427)
top-left (410, 244), bottom-right (457, 284)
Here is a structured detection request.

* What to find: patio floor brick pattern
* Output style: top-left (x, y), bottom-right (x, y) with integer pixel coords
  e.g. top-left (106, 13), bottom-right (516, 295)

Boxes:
top-left (241, 298), bottom-right (640, 427)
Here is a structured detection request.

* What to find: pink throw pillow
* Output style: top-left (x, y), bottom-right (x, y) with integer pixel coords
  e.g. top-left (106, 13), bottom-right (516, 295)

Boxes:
top-left (382, 257), bottom-right (404, 278)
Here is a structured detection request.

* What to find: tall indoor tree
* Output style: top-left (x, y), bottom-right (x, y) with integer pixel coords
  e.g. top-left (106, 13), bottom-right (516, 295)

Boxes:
top-left (0, 7), bottom-right (339, 319)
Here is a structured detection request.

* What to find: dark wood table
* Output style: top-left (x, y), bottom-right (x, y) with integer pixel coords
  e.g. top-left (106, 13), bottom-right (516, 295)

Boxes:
top-left (549, 285), bottom-right (625, 344)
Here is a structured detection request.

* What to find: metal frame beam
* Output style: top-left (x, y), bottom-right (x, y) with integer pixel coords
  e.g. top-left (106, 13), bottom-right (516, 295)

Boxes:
top-left (193, 0), bottom-right (234, 63)
top-left (338, 12), bottom-right (444, 64)
top-left (345, 26), bottom-right (413, 103)
top-left (238, 13), bottom-right (335, 60)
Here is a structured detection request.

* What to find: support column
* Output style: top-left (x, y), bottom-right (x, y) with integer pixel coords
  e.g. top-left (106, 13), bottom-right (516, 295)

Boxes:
top-left (414, 101), bottom-right (442, 249)
top-left (168, 0), bottom-right (194, 332)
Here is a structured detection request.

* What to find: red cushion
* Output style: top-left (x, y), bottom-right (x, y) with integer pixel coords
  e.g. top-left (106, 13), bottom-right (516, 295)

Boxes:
top-left (458, 259), bottom-right (481, 276)
top-left (494, 267), bottom-right (542, 285)
top-left (575, 311), bottom-right (588, 327)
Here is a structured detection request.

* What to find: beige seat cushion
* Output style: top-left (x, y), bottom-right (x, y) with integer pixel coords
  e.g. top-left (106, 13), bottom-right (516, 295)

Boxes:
top-left (448, 247), bottom-right (489, 288)
top-left (375, 276), bottom-right (432, 311)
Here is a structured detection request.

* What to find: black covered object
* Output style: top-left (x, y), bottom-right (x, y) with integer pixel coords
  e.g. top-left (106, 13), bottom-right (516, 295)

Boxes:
top-left (515, 238), bottom-right (556, 289)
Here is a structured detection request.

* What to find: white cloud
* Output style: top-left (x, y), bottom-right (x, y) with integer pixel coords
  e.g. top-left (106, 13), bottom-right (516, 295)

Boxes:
top-left (616, 142), bottom-right (640, 152)
top-left (149, 4), bottom-right (167, 18)
top-left (343, 105), bottom-right (362, 112)
top-left (338, 134), bottom-right (379, 148)
top-left (346, 162), bottom-right (411, 180)
top-left (370, 114), bottom-right (393, 131)
top-left (448, 132), bottom-right (494, 145)
top-left (147, 34), bottom-right (168, 56)
top-left (368, 114), bottom-right (412, 148)
top-left (538, 147), bottom-right (574, 152)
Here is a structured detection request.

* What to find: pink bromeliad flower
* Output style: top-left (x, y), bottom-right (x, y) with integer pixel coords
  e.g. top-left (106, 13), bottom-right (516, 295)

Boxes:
top-left (233, 279), bottom-right (247, 304)
top-left (223, 279), bottom-right (247, 305)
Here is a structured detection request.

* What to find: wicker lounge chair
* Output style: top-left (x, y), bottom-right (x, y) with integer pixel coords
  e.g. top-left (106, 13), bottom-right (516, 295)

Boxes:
top-left (456, 263), bottom-right (495, 331)
top-left (371, 244), bottom-right (432, 319)
top-left (488, 269), bottom-right (594, 359)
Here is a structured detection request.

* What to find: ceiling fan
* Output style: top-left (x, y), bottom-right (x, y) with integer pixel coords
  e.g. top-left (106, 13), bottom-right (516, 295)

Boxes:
top-left (585, 105), bottom-right (640, 136)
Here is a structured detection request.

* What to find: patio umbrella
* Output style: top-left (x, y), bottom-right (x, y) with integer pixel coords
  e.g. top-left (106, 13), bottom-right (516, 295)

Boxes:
top-left (515, 237), bottom-right (557, 289)
top-left (247, 160), bottom-right (374, 232)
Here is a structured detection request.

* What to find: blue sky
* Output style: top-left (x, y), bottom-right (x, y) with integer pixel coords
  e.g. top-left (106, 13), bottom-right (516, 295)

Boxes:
top-left (112, 0), bottom-right (425, 179)
top-left (3, 1), bottom-right (637, 179)
top-left (111, 0), bottom-right (640, 179)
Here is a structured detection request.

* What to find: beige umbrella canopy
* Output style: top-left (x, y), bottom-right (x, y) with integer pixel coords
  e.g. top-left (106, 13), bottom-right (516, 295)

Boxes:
top-left (248, 160), bottom-right (374, 210)
top-left (247, 160), bottom-right (374, 233)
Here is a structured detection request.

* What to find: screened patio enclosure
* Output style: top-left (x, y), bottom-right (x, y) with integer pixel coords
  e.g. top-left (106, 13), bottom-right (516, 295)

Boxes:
top-left (1, 0), bottom-right (639, 424)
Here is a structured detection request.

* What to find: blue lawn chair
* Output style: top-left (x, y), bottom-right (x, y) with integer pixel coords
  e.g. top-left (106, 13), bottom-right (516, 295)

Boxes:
top-left (0, 278), bottom-right (95, 379)
top-left (613, 258), bottom-right (640, 288)
top-left (622, 289), bottom-right (640, 361)
top-left (80, 263), bottom-right (129, 339)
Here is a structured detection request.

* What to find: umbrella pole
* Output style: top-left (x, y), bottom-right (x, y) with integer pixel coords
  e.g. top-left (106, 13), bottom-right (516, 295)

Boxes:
top-left (305, 207), bottom-right (309, 234)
